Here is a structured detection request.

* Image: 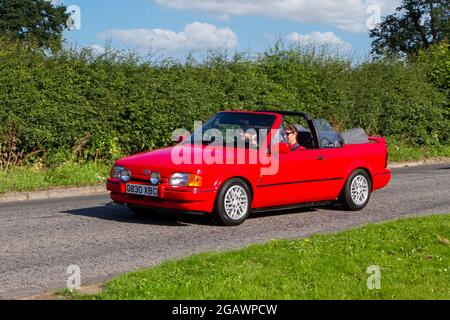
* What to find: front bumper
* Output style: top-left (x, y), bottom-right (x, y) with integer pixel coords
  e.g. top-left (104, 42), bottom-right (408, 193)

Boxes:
top-left (106, 179), bottom-right (217, 213)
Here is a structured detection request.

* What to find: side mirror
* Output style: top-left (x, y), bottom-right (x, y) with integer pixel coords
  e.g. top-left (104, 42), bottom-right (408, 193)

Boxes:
top-left (178, 135), bottom-right (188, 143)
top-left (271, 142), bottom-right (290, 154)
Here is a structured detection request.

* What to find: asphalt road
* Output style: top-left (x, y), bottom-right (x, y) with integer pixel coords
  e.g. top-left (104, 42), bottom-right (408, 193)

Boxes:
top-left (1, 164), bottom-right (449, 299)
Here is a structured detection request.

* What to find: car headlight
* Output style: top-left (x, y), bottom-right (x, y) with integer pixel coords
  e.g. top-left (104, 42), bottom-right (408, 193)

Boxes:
top-left (169, 173), bottom-right (202, 187)
top-left (120, 169), bottom-right (131, 182)
top-left (111, 166), bottom-right (124, 179)
top-left (150, 172), bottom-right (161, 185)
top-left (169, 173), bottom-right (189, 186)
top-left (111, 166), bottom-right (131, 182)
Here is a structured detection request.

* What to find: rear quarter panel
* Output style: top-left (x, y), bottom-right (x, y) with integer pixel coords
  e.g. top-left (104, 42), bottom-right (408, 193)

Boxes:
top-left (339, 140), bottom-right (390, 192)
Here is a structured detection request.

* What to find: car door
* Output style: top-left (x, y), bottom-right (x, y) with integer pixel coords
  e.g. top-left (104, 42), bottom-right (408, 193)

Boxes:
top-left (257, 125), bottom-right (323, 207)
top-left (260, 147), bottom-right (345, 207)
top-left (258, 124), bottom-right (346, 207)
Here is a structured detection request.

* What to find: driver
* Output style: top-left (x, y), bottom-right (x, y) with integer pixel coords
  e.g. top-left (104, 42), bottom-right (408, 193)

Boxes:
top-left (285, 125), bottom-right (305, 151)
top-left (237, 120), bottom-right (258, 147)
top-left (241, 131), bottom-right (258, 147)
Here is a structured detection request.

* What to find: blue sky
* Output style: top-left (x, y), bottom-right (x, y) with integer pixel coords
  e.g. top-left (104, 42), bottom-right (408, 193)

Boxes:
top-left (56, 0), bottom-right (401, 59)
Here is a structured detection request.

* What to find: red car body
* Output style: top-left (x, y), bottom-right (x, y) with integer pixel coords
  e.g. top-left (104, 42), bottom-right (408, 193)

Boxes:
top-left (107, 111), bottom-right (391, 220)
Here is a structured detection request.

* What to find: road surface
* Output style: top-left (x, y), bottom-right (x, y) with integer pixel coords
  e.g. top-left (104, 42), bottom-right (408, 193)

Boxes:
top-left (0, 164), bottom-right (449, 299)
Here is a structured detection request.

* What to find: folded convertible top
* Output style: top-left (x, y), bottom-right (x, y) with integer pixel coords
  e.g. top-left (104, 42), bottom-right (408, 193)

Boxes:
top-left (340, 128), bottom-right (370, 145)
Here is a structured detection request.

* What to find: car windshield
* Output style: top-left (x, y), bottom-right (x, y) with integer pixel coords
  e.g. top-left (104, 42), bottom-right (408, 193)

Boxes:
top-left (188, 112), bottom-right (276, 148)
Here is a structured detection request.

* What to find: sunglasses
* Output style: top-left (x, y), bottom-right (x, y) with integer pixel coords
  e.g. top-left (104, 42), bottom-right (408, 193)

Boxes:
top-left (286, 131), bottom-right (295, 136)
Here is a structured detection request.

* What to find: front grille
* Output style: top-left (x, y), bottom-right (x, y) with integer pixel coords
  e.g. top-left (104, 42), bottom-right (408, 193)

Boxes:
top-left (130, 176), bottom-right (168, 184)
top-left (131, 177), bottom-right (151, 183)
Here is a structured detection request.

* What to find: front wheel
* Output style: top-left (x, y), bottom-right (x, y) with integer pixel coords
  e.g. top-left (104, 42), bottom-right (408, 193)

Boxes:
top-left (213, 179), bottom-right (252, 226)
top-left (339, 170), bottom-right (372, 211)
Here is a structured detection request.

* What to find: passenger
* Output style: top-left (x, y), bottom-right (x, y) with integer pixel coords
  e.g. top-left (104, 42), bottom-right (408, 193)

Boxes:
top-left (285, 125), bottom-right (305, 151)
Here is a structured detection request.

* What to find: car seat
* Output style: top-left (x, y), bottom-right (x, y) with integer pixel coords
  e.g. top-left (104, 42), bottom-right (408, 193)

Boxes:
top-left (293, 124), bottom-right (314, 149)
top-left (297, 131), bottom-right (314, 149)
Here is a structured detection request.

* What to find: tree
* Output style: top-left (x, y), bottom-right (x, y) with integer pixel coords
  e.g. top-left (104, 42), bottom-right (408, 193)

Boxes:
top-left (0, 0), bottom-right (69, 49)
top-left (370, 0), bottom-right (449, 57)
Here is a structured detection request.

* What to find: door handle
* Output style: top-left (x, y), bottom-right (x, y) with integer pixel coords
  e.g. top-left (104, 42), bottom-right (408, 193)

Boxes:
top-left (317, 155), bottom-right (326, 161)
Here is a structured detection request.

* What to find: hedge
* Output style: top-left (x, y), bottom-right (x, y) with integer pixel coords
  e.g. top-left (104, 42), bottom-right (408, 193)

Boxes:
top-left (0, 39), bottom-right (448, 167)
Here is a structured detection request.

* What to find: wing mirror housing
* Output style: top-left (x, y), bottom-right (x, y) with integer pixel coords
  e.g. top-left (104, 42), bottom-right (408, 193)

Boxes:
top-left (178, 135), bottom-right (188, 143)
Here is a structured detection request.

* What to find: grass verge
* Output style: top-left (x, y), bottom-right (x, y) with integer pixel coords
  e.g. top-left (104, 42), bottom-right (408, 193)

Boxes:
top-left (74, 215), bottom-right (449, 300)
top-left (0, 162), bottom-right (110, 194)
top-left (388, 141), bottom-right (450, 163)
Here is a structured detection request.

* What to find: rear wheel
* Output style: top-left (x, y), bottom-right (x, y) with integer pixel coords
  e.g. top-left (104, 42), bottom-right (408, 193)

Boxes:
top-left (339, 169), bottom-right (372, 211)
top-left (213, 179), bottom-right (252, 226)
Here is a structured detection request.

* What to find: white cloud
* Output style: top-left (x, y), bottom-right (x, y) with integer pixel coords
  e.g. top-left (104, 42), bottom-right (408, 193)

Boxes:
top-left (99, 22), bottom-right (238, 53)
top-left (88, 44), bottom-right (106, 55)
top-left (286, 31), bottom-right (352, 51)
top-left (154, 0), bottom-right (401, 33)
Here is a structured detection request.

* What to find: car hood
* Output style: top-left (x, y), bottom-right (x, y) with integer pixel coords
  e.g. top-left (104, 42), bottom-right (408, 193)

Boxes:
top-left (115, 144), bottom-right (260, 181)
top-left (116, 146), bottom-right (192, 179)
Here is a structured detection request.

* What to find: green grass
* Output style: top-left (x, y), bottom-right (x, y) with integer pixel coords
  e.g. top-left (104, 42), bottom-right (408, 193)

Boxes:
top-left (77, 215), bottom-right (449, 300)
top-left (388, 141), bottom-right (450, 163)
top-left (0, 162), bottom-right (110, 194)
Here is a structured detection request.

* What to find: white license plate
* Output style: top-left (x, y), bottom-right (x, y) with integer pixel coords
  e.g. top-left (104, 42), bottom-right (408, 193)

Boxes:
top-left (126, 184), bottom-right (158, 197)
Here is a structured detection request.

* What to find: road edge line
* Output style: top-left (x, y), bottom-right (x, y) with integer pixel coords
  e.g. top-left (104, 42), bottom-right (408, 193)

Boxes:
top-left (389, 157), bottom-right (450, 169)
top-left (0, 185), bottom-right (108, 204)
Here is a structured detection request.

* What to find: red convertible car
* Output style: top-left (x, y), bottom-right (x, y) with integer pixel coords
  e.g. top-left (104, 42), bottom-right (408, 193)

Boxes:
top-left (107, 111), bottom-right (391, 226)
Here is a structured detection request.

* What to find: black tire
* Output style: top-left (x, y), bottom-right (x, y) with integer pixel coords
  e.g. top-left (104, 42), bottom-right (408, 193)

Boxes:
top-left (128, 206), bottom-right (158, 218)
top-left (213, 178), bottom-right (252, 226)
top-left (339, 169), bottom-right (372, 211)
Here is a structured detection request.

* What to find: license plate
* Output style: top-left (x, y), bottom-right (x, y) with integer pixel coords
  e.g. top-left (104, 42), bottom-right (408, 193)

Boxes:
top-left (126, 184), bottom-right (158, 197)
